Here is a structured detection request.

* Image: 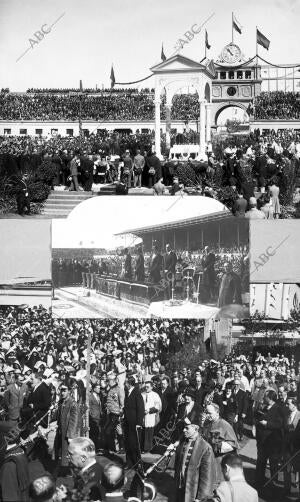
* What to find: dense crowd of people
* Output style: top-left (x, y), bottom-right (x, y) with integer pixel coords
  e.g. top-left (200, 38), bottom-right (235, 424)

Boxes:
top-left (254, 91), bottom-right (300, 120)
top-left (1, 89), bottom-right (300, 122)
top-left (53, 244), bottom-right (248, 308)
top-left (0, 91), bottom-right (201, 122)
top-left (0, 306), bottom-right (300, 499)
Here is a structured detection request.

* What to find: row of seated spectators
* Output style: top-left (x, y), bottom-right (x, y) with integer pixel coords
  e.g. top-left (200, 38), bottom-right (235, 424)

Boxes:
top-left (25, 87), bottom-right (155, 94)
top-left (2, 89), bottom-right (300, 121)
top-left (254, 91), bottom-right (300, 120)
top-left (0, 91), bottom-right (200, 121)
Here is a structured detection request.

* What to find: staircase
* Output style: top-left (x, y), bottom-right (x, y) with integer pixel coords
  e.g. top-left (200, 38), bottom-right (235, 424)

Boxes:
top-left (41, 190), bottom-right (93, 218)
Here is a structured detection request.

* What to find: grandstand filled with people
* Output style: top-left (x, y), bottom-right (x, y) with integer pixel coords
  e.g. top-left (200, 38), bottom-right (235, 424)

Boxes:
top-left (0, 88), bottom-right (300, 217)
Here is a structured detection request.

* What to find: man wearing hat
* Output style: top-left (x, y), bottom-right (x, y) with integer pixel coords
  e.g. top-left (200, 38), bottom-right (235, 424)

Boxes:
top-left (174, 419), bottom-right (216, 502)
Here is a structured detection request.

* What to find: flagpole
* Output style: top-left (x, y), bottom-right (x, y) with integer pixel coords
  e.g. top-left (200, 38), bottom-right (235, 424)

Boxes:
top-left (232, 13), bottom-right (234, 44)
top-left (255, 27), bottom-right (258, 82)
top-left (205, 32), bottom-right (207, 59)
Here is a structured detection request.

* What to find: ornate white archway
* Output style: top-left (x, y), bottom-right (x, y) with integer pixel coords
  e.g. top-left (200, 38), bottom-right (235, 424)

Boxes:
top-left (150, 55), bottom-right (216, 158)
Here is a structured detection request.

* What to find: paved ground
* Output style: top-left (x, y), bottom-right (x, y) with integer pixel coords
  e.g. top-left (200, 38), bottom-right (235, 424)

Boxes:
top-left (52, 293), bottom-right (107, 318)
top-left (53, 287), bottom-right (148, 318)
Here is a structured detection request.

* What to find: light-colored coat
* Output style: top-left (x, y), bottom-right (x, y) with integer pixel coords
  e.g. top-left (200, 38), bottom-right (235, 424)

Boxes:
top-left (142, 390), bottom-right (161, 428)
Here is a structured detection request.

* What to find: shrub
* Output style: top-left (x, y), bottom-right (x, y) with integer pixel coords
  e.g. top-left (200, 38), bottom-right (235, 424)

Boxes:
top-left (28, 181), bottom-right (50, 202)
top-left (32, 159), bottom-right (58, 184)
top-left (216, 186), bottom-right (238, 211)
top-left (167, 339), bottom-right (208, 371)
top-left (177, 162), bottom-right (197, 187)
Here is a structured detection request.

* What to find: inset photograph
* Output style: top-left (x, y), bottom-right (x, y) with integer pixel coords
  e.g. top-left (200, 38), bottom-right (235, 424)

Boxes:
top-left (250, 282), bottom-right (300, 321)
top-left (0, 220), bottom-right (52, 308)
top-left (51, 196), bottom-right (249, 319)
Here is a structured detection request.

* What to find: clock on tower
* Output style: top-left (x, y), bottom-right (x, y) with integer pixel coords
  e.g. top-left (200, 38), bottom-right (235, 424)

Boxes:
top-left (220, 43), bottom-right (242, 65)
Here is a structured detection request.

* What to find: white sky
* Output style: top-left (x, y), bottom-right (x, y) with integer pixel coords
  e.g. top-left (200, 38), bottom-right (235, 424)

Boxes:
top-left (0, 220), bottom-right (51, 282)
top-left (1, 0), bottom-right (299, 91)
top-left (250, 221), bottom-right (300, 283)
top-left (52, 195), bottom-right (227, 248)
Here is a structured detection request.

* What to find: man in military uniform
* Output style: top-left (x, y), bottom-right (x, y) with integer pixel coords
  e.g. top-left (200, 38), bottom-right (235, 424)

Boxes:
top-left (16, 175), bottom-right (30, 216)
top-left (103, 373), bottom-right (124, 453)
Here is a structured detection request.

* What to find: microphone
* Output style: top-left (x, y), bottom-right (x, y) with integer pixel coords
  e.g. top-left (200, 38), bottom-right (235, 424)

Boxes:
top-left (145, 441), bottom-right (179, 475)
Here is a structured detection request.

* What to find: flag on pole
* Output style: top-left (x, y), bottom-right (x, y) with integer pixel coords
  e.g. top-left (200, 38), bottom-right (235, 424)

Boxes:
top-left (161, 43), bottom-right (166, 61)
top-left (205, 30), bottom-right (211, 50)
top-left (257, 29), bottom-right (270, 50)
top-left (232, 14), bottom-right (242, 34)
top-left (110, 65), bottom-right (115, 88)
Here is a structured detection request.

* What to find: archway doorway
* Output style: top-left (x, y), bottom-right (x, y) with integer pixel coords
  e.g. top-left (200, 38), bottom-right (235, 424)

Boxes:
top-left (215, 105), bottom-right (249, 134)
top-left (150, 54), bottom-right (215, 157)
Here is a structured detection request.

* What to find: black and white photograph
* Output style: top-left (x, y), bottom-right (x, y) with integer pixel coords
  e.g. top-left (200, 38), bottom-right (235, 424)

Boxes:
top-left (0, 0), bottom-right (300, 501)
top-left (0, 0), bottom-right (300, 219)
top-left (0, 220), bottom-right (52, 307)
top-left (51, 197), bottom-right (249, 319)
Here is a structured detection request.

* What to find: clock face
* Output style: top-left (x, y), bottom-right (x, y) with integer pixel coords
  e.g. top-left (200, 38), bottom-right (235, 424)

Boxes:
top-left (221, 44), bottom-right (241, 65)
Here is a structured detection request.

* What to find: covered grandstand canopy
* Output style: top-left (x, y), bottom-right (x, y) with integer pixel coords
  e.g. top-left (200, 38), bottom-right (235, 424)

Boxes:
top-left (53, 195), bottom-right (230, 250)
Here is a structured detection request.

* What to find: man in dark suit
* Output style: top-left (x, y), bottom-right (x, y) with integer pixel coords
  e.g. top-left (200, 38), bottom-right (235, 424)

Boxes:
top-left (217, 262), bottom-right (242, 308)
top-left (164, 244), bottom-right (177, 276)
top-left (68, 437), bottom-right (103, 501)
top-left (135, 247), bottom-right (145, 283)
top-left (193, 370), bottom-right (205, 413)
top-left (174, 420), bottom-right (217, 502)
top-left (123, 376), bottom-right (145, 469)
top-left (124, 249), bottom-right (132, 281)
top-left (69, 152), bottom-right (80, 191)
top-left (146, 152), bottom-right (162, 188)
top-left (255, 389), bottom-right (284, 488)
top-left (159, 376), bottom-right (176, 432)
top-left (54, 384), bottom-right (79, 472)
top-left (27, 371), bottom-right (52, 426)
top-left (231, 377), bottom-right (248, 441)
top-left (80, 153), bottom-right (94, 191)
top-left (4, 373), bottom-right (27, 423)
top-left (233, 193), bottom-right (248, 217)
top-left (16, 175), bottom-right (31, 216)
top-left (149, 245), bottom-right (163, 284)
top-left (89, 383), bottom-right (102, 452)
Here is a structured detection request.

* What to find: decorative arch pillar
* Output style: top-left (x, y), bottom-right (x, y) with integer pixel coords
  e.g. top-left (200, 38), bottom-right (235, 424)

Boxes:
top-left (205, 102), bottom-right (212, 143)
top-left (154, 98), bottom-right (161, 157)
top-left (165, 91), bottom-right (173, 152)
top-left (199, 98), bottom-right (207, 158)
